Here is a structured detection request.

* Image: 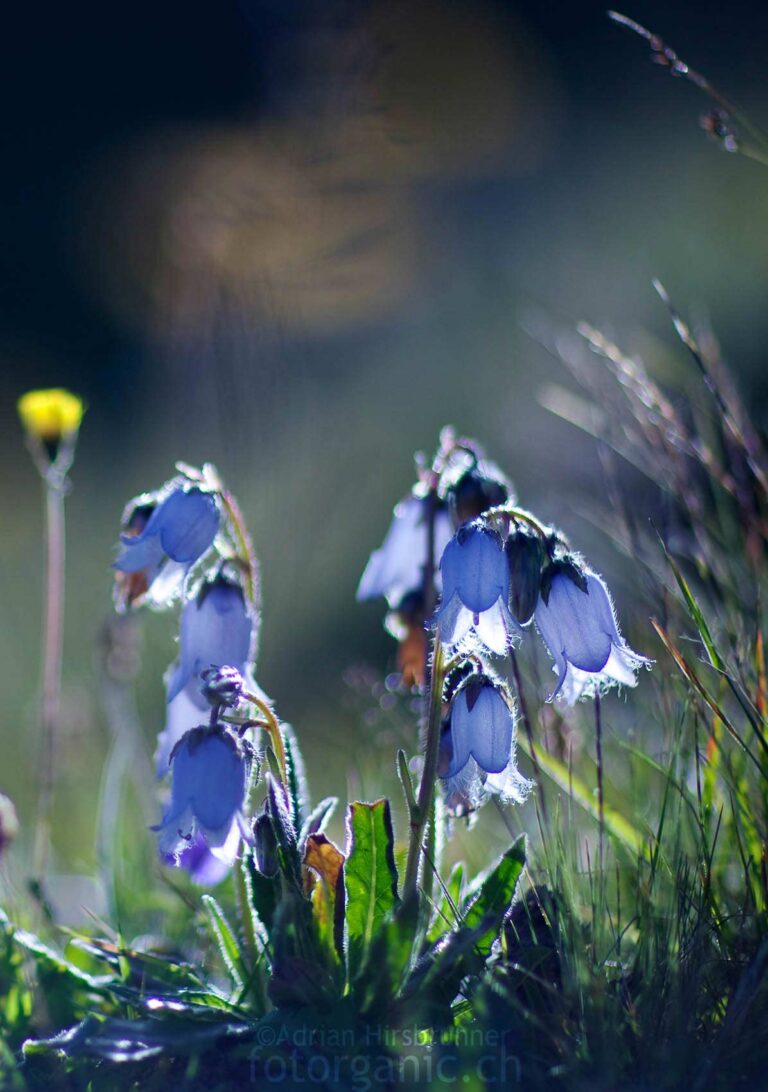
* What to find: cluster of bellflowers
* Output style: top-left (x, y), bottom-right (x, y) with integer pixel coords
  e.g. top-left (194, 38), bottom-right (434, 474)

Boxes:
top-left (112, 463), bottom-right (273, 886)
top-left (357, 428), bottom-right (651, 816)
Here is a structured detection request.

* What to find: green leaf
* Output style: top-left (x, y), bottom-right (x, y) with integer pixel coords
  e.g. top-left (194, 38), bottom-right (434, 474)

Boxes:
top-left (661, 542), bottom-right (724, 671)
top-left (242, 851), bottom-right (279, 939)
top-left (201, 895), bottom-right (246, 993)
top-left (23, 1013), bottom-right (252, 1063)
top-left (427, 861), bottom-right (465, 944)
top-left (461, 835), bottom-right (527, 957)
top-left (344, 800), bottom-right (399, 977)
top-left (299, 796), bottom-right (338, 848)
top-left (266, 775), bottom-right (303, 888)
top-left (11, 927), bottom-right (114, 991)
top-left (282, 723), bottom-right (310, 831)
top-left (353, 891), bottom-right (419, 1017)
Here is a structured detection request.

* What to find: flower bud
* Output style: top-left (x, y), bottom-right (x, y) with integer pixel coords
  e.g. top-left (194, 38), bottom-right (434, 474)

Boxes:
top-left (18, 388), bottom-right (84, 461)
top-left (505, 528), bottom-right (545, 625)
top-left (253, 811), bottom-right (280, 877)
top-left (200, 665), bottom-right (245, 709)
top-left (446, 467), bottom-right (509, 526)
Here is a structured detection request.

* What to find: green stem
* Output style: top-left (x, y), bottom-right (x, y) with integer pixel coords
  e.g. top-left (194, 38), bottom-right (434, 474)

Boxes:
top-left (509, 647), bottom-right (548, 824)
top-left (484, 503), bottom-right (551, 540)
top-left (595, 693), bottom-right (605, 873)
top-left (242, 689), bottom-right (287, 783)
top-left (220, 488), bottom-right (261, 631)
top-left (403, 637), bottom-right (445, 901)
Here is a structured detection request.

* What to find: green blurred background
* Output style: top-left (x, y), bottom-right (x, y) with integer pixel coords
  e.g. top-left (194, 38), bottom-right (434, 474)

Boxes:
top-left (3, 0), bottom-right (768, 909)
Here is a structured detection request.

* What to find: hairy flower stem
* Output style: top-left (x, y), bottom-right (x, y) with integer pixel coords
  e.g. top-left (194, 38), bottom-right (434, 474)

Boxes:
top-left (404, 479), bottom-right (441, 906)
top-left (509, 648), bottom-right (548, 825)
top-left (33, 475), bottom-right (67, 878)
top-left (243, 689), bottom-right (287, 783)
top-left (403, 636), bottom-right (445, 902)
top-left (595, 693), bottom-right (605, 872)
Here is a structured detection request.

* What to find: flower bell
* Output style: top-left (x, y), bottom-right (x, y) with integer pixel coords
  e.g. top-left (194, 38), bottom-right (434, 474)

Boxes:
top-left (431, 521), bottom-right (519, 655)
top-left (114, 484), bottom-right (220, 609)
top-left (154, 727), bottom-right (252, 862)
top-left (166, 575), bottom-right (254, 704)
top-left (535, 562), bottom-right (651, 703)
top-left (505, 527), bottom-right (545, 625)
top-left (357, 493), bottom-right (453, 610)
top-left (438, 678), bottom-right (531, 812)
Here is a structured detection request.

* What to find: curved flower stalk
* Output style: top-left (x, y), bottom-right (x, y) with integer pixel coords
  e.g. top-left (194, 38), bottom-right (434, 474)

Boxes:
top-left (114, 482), bottom-right (220, 610)
top-left (431, 521), bottom-right (519, 655)
top-left (155, 727), bottom-right (253, 863)
top-left (535, 564), bottom-right (651, 704)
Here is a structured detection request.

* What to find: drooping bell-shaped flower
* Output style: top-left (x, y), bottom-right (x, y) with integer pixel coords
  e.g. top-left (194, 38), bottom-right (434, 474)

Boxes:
top-left (154, 727), bottom-right (252, 862)
top-left (431, 521), bottom-right (519, 655)
top-left (114, 484), bottom-right (220, 609)
top-left (357, 494), bottom-right (453, 610)
top-left (438, 678), bottom-right (531, 812)
top-left (535, 563), bottom-right (651, 704)
top-left (166, 576), bottom-right (254, 704)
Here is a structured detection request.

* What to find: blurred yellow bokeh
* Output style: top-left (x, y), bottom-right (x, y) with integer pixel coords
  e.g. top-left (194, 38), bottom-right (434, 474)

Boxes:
top-left (17, 388), bottom-right (84, 442)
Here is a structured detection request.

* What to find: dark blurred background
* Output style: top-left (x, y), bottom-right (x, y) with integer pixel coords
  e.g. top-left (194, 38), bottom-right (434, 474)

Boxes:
top-left (3, 0), bottom-right (768, 881)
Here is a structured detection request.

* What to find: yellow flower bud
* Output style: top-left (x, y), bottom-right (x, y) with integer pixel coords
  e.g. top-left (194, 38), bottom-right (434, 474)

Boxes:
top-left (17, 388), bottom-right (84, 443)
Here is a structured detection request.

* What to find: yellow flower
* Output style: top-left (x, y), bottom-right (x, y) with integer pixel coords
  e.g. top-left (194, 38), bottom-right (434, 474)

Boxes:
top-left (17, 388), bottom-right (84, 442)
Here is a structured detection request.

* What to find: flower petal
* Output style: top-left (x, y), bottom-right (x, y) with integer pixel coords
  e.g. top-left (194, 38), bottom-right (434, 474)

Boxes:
top-left (440, 525), bottom-right (509, 615)
top-left (447, 684), bottom-right (514, 777)
top-left (155, 805), bottom-right (196, 858)
top-left (114, 534), bottom-right (165, 575)
top-left (167, 579), bottom-right (253, 703)
top-left (156, 684), bottom-right (203, 776)
top-left (466, 685), bottom-right (514, 774)
top-left (157, 489), bottom-right (220, 565)
top-left (473, 599), bottom-right (512, 656)
top-left (543, 572), bottom-right (612, 673)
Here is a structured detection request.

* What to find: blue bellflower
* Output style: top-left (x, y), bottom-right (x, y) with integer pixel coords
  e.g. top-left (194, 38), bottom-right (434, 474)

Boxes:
top-left (438, 678), bottom-right (531, 812)
top-left (155, 728), bottom-right (252, 863)
top-left (167, 576), bottom-right (254, 704)
top-left (114, 485), bottom-right (220, 607)
top-left (431, 522), bottom-right (518, 655)
top-left (357, 494), bottom-right (453, 609)
top-left (535, 567), bottom-right (651, 703)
